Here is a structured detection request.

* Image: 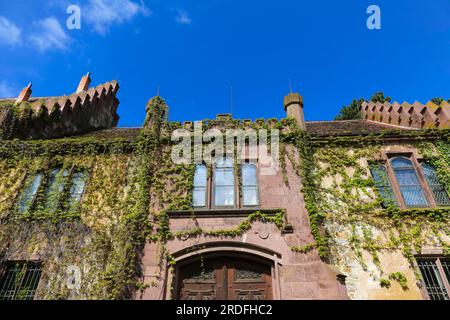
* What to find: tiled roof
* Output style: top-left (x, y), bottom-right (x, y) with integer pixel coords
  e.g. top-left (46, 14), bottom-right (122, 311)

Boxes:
top-left (76, 127), bottom-right (141, 141)
top-left (305, 119), bottom-right (413, 136)
top-left (73, 119), bottom-right (415, 142)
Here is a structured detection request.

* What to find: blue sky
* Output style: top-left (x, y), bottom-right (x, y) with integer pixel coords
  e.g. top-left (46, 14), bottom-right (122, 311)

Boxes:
top-left (0, 0), bottom-right (449, 127)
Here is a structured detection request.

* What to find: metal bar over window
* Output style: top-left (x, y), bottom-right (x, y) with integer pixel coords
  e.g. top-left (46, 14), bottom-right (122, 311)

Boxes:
top-left (0, 262), bottom-right (42, 300)
top-left (417, 258), bottom-right (449, 300)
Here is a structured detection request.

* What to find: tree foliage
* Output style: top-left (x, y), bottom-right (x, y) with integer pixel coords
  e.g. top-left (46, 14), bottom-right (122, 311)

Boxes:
top-left (431, 97), bottom-right (444, 105)
top-left (335, 99), bottom-right (365, 121)
top-left (335, 92), bottom-right (391, 120)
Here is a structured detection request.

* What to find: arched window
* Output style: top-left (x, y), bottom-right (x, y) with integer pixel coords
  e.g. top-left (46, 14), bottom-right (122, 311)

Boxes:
top-left (193, 165), bottom-right (207, 207)
top-left (421, 163), bottom-right (450, 206)
top-left (213, 157), bottom-right (235, 207)
top-left (242, 163), bottom-right (259, 206)
top-left (391, 157), bottom-right (428, 207)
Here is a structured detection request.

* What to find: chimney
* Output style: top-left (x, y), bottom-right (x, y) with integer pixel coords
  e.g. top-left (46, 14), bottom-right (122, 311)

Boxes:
top-left (284, 92), bottom-right (305, 129)
top-left (15, 83), bottom-right (32, 104)
top-left (76, 72), bottom-right (91, 93)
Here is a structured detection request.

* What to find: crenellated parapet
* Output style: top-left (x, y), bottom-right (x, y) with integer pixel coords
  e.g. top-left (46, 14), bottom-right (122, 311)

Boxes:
top-left (0, 73), bottom-right (120, 140)
top-left (361, 100), bottom-right (450, 129)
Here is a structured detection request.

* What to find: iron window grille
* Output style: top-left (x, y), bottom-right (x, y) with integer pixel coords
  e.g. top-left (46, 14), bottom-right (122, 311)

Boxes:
top-left (0, 261), bottom-right (42, 300)
top-left (416, 257), bottom-right (450, 300)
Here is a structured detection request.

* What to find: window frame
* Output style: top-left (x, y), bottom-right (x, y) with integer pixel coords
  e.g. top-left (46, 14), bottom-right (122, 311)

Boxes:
top-left (380, 152), bottom-right (438, 209)
top-left (192, 164), bottom-right (208, 208)
top-left (212, 156), bottom-right (237, 208)
top-left (16, 166), bottom-right (89, 215)
top-left (241, 162), bottom-right (260, 207)
top-left (17, 172), bottom-right (44, 214)
top-left (66, 170), bottom-right (89, 210)
top-left (388, 155), bottom-right (430, 208)
top-left (194, 159), bottom-right (261, 210)
top-left (43, 167), bottom-right (71, 212)
top-left (415, 255), bottom-right (450, 300)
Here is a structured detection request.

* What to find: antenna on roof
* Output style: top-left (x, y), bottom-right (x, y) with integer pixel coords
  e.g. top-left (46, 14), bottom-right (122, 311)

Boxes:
top-left (230, 86), bottom-right (233, 115)
top-left (288, 79), bottom-right (293, 93)
top-left (157, 85), bottom-right (160, 97)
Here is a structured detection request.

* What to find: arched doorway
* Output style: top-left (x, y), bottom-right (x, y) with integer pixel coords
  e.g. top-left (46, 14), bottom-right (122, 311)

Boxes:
top-left (176, 255), bottom-right (273, 300)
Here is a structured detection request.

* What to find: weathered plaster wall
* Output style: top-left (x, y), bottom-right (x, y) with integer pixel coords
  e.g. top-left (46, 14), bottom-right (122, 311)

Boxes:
top-left (318, 142), bottom-right (449, 300)
top-left (0, 152), bottom-right (146, 299)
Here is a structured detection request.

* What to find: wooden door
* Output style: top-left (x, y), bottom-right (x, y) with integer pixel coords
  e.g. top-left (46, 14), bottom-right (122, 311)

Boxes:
top-left (227, 260), bottom-right (272, 300)
top-left (177, 257), bottom-right (272, 300)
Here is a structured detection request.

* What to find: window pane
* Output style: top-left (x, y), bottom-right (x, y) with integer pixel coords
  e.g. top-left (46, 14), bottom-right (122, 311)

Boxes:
top-left (44, 168), bottom-right (69, 211)
top-left (242, 164), bottom-right (259, 206)
top-left (392, 157), bottom-right (428, 207)
top-left (242, 164), bottom-right (257, 186)
top-left (214, 157), bottom-right (235, 206)
top-left (18, 174), bottom-right (43, 213)
top-left (193, 165), bottom-right (207, 187)
top-left (215, 169), bottom-right (234, 186)
top-left (395, 169), bottom-right (422, 186)
top-left (391, 157), bottom-right (414, 169)
top-left (421, 163), bottom-right (450, 206)
top-left (417, 259), bottom-right (449, 300)
top-left (193, 165), bottom-right (207, 207)
top-left (400, 186), bottom-right (429, 207)
top-left (68, 172), bottom-right (87, 207)
top-left (243, 187), bottom-right (259, 206)
top-left (214, 186), bottom-right (234, 206)
top-left (215, 157), bottom-right (233, 168)
top-left (369, 164), bottom-right (397, 207)
top-left (193, 188), bottom-right (206, 207)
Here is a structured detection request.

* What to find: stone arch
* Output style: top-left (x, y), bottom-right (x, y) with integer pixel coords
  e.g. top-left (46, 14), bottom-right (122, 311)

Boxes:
top-left (167, 242), bottom-right (282, 300)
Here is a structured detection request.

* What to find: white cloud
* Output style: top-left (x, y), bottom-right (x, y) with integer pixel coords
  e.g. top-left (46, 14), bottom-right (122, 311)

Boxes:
top-left (175, 9), bottom-right (191, 25)
top-left (0, 82), bottom-right (15, 98)
top-left (84, 0), bottom-right (151, 35)
top-left (0, 16), bottom-right (22, 45)
top-left (29, 17), bottom-right (71, 51)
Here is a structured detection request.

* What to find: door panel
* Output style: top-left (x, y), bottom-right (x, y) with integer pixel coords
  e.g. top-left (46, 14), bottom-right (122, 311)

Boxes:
top-left (178, 256), bottom-right (272, 300)
top-left (228, 261), bottom-right (272, 300)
